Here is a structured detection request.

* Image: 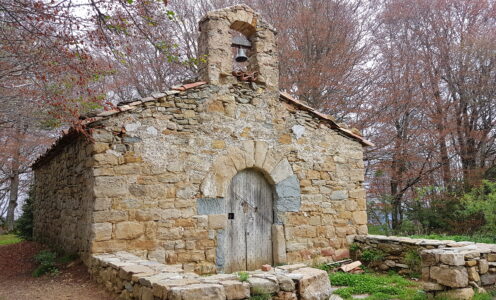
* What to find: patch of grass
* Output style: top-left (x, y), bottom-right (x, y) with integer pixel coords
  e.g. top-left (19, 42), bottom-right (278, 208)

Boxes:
top-left (329, 272), bottom-right (426, 300)
top-left (409, 234), bottom-right (496, 244)
top-left (237, 271), bottom-right (249, 282)
top-left (250, 287), bottom-right (272, 300)
top-left (473, 292), bottom-right (492, 300)
top-left (249, 294), bottom-right (272, 300)
top-left (32, 250), bottom-right (58, 277)
top-left (0, 234), bottom-right (22, 245)
top-left (368, 224), bottom-right (390, 235)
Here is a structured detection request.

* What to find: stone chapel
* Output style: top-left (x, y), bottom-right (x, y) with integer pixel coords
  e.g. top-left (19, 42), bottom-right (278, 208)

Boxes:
top-left (32, 5), bottom-right (371, 275)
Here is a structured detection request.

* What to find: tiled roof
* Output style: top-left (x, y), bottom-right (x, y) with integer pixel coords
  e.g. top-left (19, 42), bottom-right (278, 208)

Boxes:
top-left (32, 82), bottom-right (372, 169)
top-left (279, 92), bottom-right (374, 147)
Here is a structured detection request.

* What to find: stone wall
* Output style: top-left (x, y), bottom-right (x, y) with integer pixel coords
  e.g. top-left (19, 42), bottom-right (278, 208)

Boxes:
top-left (353, 235), bottom-right (496, 298)
top-left (86, 82), bottom-right (366, 273)
top-left (32, 136), bottom-right (95, 258)
top-left (89, 251), bottom-right (332, 300)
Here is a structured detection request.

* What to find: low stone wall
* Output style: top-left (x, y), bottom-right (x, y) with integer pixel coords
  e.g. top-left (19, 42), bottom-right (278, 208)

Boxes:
top-left (88, 251), bottom-right (332, 300)
top-left (353, 235), bottom-right (496, 299)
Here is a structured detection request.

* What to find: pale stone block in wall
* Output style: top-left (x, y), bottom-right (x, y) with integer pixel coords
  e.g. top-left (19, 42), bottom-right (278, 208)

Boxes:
top-left (439, 252), bottom-right (465, 266)
top-left (248, 277), bottom-right (279, 294)
top-left (228, 147), bottom-right (247, 171)
top-left (272, 225), bottom-right (287, 265)
top-left (254, 141), bottom-right (269, 168)
top-left (430, 265), bottom-right (468, 288)
top-left (349, 169), bottom-right (365, 182)
top-left (262, 149), bottom-right (280, 176)
top-left (271, 158), bottom-right (294, 184)
top-left (467, 266), bottom-right (480, 281)
top-left (220, 281), bottom-right (250, 300)
top-left (357, 225), bottom-right (368, 235)
top-left (91, 240), bottom-right (127, 253)
top-left (208, 214), bottom-right (227, 229)
top-left (92, 223), bottom-right (112, 241)
top-left (479, 259), bottom-right (489, 274)
top-left (330, 190), bottom-right (348, 200)
top-left (94, 176), bottom-right (127, 197)
top-left (93, 210), bottom-right (128, 223)
top-left (115, 221), bottom-right (145, 240)
top-left (169, 283), bottom-right (226, 300)
top-left (290, 267), bottom-right (332, 300)
top-left (352, 211), bottom-right (367, 225)
top-left (94, 198), bottom-right (112, 211)
top-left (242, 140), bottom-right (255, 168)
top-left (436, 288), bottom-right (474, 300)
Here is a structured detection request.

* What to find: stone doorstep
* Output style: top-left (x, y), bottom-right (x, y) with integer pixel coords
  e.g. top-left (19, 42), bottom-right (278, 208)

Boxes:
top-left (90, 252), bottom-right (332, 300)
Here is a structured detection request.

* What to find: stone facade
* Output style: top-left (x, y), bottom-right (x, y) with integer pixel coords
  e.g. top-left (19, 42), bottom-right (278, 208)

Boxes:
top-left (353, 235), bottom-right (496, 298)
top-left (32, 5), bottom-right (369, 275)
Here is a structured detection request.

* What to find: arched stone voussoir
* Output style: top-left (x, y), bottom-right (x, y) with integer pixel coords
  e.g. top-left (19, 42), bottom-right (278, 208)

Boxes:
top-left (270, 158), bottom-right (294, 184)
top-left (241, 140), bottom-right (255, 168)
top-left (202, 142), bottom-right (295, 198)
top-left (201, 155), bottom-right (237, 198)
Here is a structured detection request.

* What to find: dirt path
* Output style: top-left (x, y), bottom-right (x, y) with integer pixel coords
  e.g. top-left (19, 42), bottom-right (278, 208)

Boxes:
top-left (0, 241), bottom-right (116, 300)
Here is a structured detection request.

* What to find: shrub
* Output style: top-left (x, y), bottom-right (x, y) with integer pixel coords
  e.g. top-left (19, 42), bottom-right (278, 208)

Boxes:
top-left (349, 243), bottom-right (360, 252)
top-left (462, 180), bottom-right (496, 234)
top-left (32, 250), bottom-right (58, 277)
top-left (15, 188), bottom-right (34, 240)
top-left (404, 250), bottom-right (421, 273)
top-left (360, 249), bottom-right (385, 263)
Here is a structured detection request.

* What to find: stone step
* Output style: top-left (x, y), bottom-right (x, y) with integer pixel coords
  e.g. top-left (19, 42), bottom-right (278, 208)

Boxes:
top-left (90, 251), bottom-right (333, 300)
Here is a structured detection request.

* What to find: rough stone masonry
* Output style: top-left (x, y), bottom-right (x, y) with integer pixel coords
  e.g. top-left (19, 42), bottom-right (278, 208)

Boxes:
top-left (32, 5), bottom-right (371, 277)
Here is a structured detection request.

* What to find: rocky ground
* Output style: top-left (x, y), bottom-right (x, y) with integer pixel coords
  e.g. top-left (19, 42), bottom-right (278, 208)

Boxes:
top-left (0, 241), bottom-right (115, 300)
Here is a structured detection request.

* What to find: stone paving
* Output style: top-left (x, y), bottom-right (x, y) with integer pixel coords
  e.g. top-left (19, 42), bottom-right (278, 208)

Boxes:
top-left (89, 251), bottom-right (333, 300)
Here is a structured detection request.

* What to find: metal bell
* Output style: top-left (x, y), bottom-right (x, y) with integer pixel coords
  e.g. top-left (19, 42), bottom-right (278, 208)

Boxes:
top-left (235, 47), bottom-right (248, 62)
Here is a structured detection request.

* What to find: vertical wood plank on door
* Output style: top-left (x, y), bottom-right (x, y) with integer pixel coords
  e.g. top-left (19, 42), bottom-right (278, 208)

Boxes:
top-left (224, 169), bottom-right (273, 273)
top-left (246, 170), bottom-right (273, 270)
top-left (224, 171), bottom-right (247, 273)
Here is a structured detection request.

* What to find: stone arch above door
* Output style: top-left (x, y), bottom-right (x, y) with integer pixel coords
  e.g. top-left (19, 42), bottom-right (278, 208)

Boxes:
top-left (200, 141), bottom-right (300, 206)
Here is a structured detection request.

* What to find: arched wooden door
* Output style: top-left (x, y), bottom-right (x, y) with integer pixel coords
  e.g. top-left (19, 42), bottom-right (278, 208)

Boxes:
top-left (224, 169), bottom-right (273, 273)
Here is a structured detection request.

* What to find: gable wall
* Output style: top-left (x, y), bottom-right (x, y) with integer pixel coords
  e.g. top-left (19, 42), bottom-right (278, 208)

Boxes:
top-left (83, 83), bottom-right (366, 273)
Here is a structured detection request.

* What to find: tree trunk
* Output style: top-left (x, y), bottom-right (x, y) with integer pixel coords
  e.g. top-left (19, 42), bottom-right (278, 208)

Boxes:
top-left (6, 142), bottom-right (21, 232)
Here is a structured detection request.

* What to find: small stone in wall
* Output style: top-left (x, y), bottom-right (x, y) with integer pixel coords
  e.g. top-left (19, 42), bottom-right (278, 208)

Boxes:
top-left (146, 126), bottom-right (158, 135)
top-left (125, 122), bottom-right (141, 132)
top-left (291, 125), bottom-right (305, 139)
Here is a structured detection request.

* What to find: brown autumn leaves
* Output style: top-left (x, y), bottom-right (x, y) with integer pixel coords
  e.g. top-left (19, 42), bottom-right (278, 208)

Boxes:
top-left (0, 0), bottom-right (495, 231)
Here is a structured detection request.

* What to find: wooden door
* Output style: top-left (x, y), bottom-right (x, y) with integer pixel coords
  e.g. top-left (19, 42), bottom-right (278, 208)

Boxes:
top-left (224, 169), bottom-right (273, 273)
